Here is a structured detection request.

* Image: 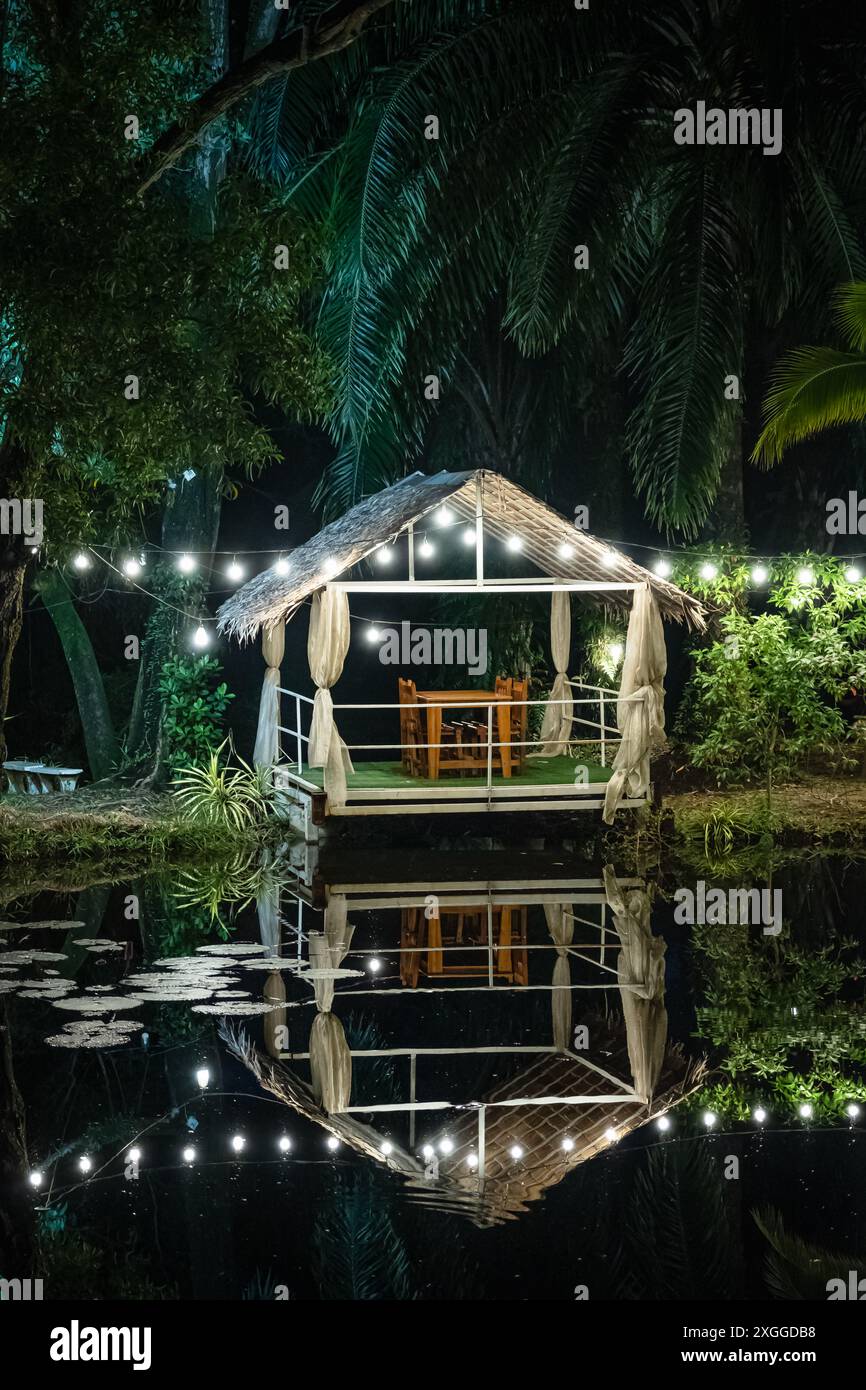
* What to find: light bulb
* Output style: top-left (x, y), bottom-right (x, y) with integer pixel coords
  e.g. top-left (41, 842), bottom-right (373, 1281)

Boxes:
top-left (196, 1067), bottom-right (210, 1089)
top-left (509, 1144), bottom-right (524, 1160)
top-left (72, 552), bottom-right (91, 571)
top-left (561, 1137), bottom-right (575, 1152)
top-left (226, 560), bottom-right (244, 583)
top-left (653, 558), bottom-right (671, 578)
top-left (421, 1144), bottom-right (435, 1161)
top-left (604, 1127), bottom-right (619, 1142)
top-left (438, 1138), bottom-right (454, 1155)
top-left (699, 562), bottom-right (717, 581)
top-left (380, 1141), bottom-right (393, 1156)
top-left (845, 565), bottom-right (861, 583)
top-left (462, 527), bottom-right (476, 546)
top-left (703, 1111), bottom-right (717, 1128)
top-left (419, 538), bottom-right (434, 558)
top-left (191, 625), bottom-right (210, 650)
top-left (127, 1147), bottom-right (142, 1163)
top-left (182, 1146), bottom-right (196, 1163)
top-left (753, 1107), bottom-right (767, 1124)
top-left (122, 557), bottom-right (141, 578)
top-left (846, 1103), bottom-right (861, 1119)
top-left (278, 1136), bottom-right (292, 1153)
top-left (608, 642), bottom-right (624, 665)
top-left (376, 546), bottom-right (393, 565)
top-left (368, 957), bottom-right (382, 973)
top-left (435, 505), bottom-right (454, 527)
top-left (558, 542), bottom-right (575, 559)
top-left (274, 556), bottom-right (290, 575)
top-left (656, 1116), bottom-right (670, 1132)
top-left (750, 564), bottom-right (768, 585)
top-left (322, 557), bottom-right (340, 578)
top-left (327, 1136), bottom-right (340, 1152)
top-left (29, 1171), bottom-right (43, 1188)
top-left (506, 535), bottom-right (523, 552)
top-left (231, 1134), bottom-right (245, 1153)
top-left (798, 1104), bottom-right (813, 1120)
top-left (177, 553), bottom-right (196, 574)
top-left (466, 1153), bottom-right (479, 1169)
top-left (601, 550), bottom-right (617, 568)
top-left (366, 626), bottom-right (381, 642)
top-left (78, 1155), bottom-right (92, 1173)
top-left (796, 566), bottom-right (813, 585)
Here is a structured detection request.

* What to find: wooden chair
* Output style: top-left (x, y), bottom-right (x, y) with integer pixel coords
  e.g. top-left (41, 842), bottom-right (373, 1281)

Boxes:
top-left (459, 676), bottom-right (530, 773)
top-left (397, 679), bottom-right (482, 779)
top-left (400, 904), bottom-right (528, 986)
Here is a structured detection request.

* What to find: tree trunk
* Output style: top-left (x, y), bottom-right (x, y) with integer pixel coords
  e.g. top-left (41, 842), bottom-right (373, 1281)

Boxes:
top-left (33, 568), bottom-right (119, 782)
top-left (0, 1000), bottom-right (36, 1278)
top-left (710, 410), bottom-right (747, 543)
top-left (0, 536), bottom-right (26, 772)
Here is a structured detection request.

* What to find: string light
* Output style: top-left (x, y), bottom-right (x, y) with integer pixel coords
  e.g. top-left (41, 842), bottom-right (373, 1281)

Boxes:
top-left (462, 527), bottom-right (476, 546)
top-left (699, 562), bottom-right (717, 581)
top-left (798, 1104), bottom-right (813, 1120)
top-left (419, 538), bottom-right (434, 559)
top-left (366, 626), bottom-right (382, 643)
top-left (656, 1116), bottom-right (671, 1132)
top-left (434, 505), bottom-right (455, 527)
top-left (608, 641), bottom-right (624, 665)
top-left (278, 1136), bottom-right (292, 1153)
top-left (274, 556), bottom-right (290, 576)
top-left (226, 559), bottom-right (244, 583)
top-left (601, 550), bottom-right (617, 568)
top-left (367, 957), bottom-right (382, 973)
top-left (509, 1144), bottom-right (524, 1161)
top-left (561, 1137), bottom-right (575, 1152)
top-left (703, 1111), bottom-right (717, 1128)
top-left (191, 625), bottom-right (210, 650)
top-left (438, 1138), bottom-right (454, 1155)
top-left (72, 552), bottom-right (91, 571)
top-left (845, 565), bottom-right (861, 583)
top-left (29, 1171), bottom-right (43, 1188)
top-left (196, 1067), bottom-right (210, 1089)
top-left (230, 1134), bottom-right (245, 1153)
top-left (326, 1137), bottom-right (340, 1152)
top-left (751, 564), bottom-right (768, 585)
top-left (558, 542), bottom-right (575, 559)
top-left (421, 1144), bottom-right (435, 1161)
top-left (506, 535), bottom-right (523, 552)
top-left (752, 1106), bottom-right (767, 1124)
top-left (127, 1147), bottom-right (142, 1163)
top-left (653, 558), bottom-right (671, 578)
top-left (78, 1155), bottom-right (93, 1173)
top-left (466, 1153), bottom-right (479, 1169)
top-left (603, 1127), bottom-right (619, 1142)
top-left (376, 546), bottom-right (394, 565)
top-left (122, 557), bottom-right (142, 578)
top-left (177, 553), bottom-right (197, 574)
top-left (182, 1146), bottom-right (196, 1163)
top-left (322, 557), bottom-right (340, 577)
top-left (846, 1104), bottom-right (861, 1119)
top-left (380, 1141), bottom-right (393, 1156)
top-left (796, 566), bottom-right (813, 585)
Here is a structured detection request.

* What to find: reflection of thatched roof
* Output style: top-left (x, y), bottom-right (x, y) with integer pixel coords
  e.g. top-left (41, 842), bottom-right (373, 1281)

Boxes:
top-left (217, 469), bottom-right (706, 641)
top-left (439, 1023), bottom-right (706, 1220)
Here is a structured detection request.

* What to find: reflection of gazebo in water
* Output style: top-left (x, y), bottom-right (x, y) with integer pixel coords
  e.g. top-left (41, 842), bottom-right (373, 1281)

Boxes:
top-left (237, 852), bottom-right (705, 1222)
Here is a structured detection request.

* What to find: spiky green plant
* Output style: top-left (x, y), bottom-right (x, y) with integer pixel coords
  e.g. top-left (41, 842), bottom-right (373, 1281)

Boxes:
top-left (171, 742), bottom-right (270, 830)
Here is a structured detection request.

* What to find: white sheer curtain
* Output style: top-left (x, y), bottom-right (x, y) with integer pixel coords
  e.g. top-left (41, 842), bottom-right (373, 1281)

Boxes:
top-left (603, 866), bottom-right (667, 1105)
top-left (537, 591), bottom-right (573, 755)
top-left (307, 589), bottom-right (354, 806)
top-left (253, 623), bottom-right (284, 770)
top-left (544, 901), bottom-right (575, 1050)
top-left (308, 894), bottom-right (354, 1113)
top-left (602, 584), bottom-right (666, 823)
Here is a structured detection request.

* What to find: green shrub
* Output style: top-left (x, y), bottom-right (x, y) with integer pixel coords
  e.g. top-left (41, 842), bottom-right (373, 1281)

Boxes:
top-left (158, 656), bottom-right (233, 772)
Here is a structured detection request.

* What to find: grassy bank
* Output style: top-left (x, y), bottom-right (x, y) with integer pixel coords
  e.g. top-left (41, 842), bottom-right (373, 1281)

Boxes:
top-left (663, 773), bottom-right (866, 847)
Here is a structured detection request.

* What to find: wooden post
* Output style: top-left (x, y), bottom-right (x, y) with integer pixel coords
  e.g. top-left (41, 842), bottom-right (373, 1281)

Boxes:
top-left (475, 475), bottom-right (484, 586)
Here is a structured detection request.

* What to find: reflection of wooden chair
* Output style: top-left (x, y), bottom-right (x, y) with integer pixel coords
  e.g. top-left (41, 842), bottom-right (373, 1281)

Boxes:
top-left (400, 905), bottom-right (528, 986)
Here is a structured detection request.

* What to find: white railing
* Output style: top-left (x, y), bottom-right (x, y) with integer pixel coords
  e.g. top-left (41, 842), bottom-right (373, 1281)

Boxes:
top-left (276, 682), bottom-right (643, 790)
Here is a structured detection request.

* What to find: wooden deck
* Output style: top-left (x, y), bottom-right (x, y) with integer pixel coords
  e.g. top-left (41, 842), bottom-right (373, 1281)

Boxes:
top-left (297, 755), bottom-right (612, 791)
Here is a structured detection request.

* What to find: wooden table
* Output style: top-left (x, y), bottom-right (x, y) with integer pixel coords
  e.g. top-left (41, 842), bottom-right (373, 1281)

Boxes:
top-left (415, 690), bottom-right (513, 780)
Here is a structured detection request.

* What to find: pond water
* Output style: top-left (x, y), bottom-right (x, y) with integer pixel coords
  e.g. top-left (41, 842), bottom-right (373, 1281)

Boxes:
top-left (1, 839), bottom-right (864, 1301)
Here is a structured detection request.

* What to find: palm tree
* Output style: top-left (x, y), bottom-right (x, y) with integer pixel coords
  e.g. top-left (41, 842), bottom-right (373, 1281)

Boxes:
top-left (246, 0), bottom-right (866, 535)
top-left (752, 283), bottom-right (866, 465)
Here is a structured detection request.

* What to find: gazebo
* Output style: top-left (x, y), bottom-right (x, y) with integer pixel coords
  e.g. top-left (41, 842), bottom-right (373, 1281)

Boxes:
top-left (217, 469), bottom-right (705, 828)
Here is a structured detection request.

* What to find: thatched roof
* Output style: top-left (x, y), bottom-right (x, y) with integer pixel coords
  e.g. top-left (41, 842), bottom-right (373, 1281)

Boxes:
top-left (217, 469), bottom-right (706, 640)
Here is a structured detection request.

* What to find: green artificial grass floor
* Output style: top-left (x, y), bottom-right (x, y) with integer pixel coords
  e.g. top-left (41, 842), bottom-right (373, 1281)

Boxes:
top-left (293, 755), bottom-right (612, 791)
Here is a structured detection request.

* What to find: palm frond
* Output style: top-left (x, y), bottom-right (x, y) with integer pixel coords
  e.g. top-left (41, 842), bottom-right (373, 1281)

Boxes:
top-left (752, 348), bottom-right (866, 466)
top-left (753, 1206), bottom-right (866, 1301)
